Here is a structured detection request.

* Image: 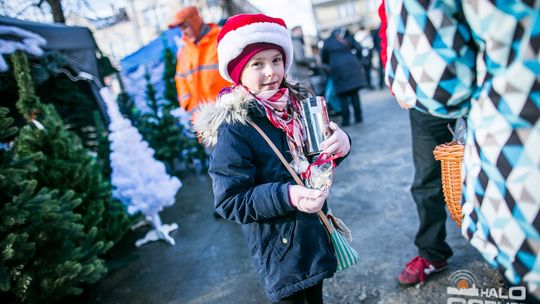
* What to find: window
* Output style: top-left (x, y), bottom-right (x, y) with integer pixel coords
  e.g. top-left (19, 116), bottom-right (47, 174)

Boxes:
top-left (142, 4), bottom-right (167, 32)
top-left (337, 2), bottom-right (356, 18)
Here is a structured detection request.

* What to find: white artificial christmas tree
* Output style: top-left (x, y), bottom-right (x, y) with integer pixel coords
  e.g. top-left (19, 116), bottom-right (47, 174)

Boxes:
top-left (100, 87), bottom-right (182, 246)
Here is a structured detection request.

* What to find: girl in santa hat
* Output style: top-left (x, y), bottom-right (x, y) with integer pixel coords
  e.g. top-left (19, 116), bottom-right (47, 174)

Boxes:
top-left (194, 13), bottom-right (351, 303)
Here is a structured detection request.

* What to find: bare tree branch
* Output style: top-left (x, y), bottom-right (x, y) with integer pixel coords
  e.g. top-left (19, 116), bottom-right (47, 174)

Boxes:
top-left (45, 0), bottom-right (65, 23)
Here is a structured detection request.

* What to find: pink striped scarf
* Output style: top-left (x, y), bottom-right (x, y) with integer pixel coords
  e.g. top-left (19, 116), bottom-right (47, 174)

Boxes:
top-left (252, 87), bottom-right (307, 173)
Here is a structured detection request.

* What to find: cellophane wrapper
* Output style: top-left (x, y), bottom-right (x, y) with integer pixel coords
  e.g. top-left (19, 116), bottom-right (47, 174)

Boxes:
top-left (306, 161), bottom-right (334, 191)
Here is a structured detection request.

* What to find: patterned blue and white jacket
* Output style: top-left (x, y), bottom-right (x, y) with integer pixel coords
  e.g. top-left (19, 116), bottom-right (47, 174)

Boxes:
top-left (384, 0), bottom-right (540, 297)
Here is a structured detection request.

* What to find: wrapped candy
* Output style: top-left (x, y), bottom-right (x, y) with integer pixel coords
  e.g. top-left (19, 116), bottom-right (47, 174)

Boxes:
top-left (302, 153), bottom-right (336, 191)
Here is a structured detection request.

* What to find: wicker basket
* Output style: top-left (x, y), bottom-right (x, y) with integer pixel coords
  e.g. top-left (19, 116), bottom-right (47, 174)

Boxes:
top-left (433, 141), bottom-right (464, 227)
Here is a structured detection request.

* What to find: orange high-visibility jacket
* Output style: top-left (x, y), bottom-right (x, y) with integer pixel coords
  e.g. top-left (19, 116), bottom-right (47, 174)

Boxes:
top-left (175, 23), bottom-right (231, 112)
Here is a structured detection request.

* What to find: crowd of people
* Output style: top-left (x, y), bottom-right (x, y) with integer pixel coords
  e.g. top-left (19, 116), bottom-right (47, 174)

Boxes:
top-left (168, 3), bottom-right (539, 303)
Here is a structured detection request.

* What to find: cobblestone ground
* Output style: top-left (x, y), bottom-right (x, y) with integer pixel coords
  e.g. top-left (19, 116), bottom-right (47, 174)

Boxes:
top-left (90, 89), bottom-right (505, 304)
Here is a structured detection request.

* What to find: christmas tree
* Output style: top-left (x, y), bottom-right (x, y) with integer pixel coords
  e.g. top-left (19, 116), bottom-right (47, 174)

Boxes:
top-left (33, 52), bottom-right (103, 154)
top-left (137, 71), bottom-right (188, 174)
top-left (1, 51), bottom-right (111, 179)
top-left (92, 110), bottom-right (111, 178)
top-left (100, 87), bottom-right (181, 246)
top-left (0, 51), bottom-right (129, 302)
top-left (116, 91), bottom-right (140, 125)
top-left (160, 45), bottom-right (207, 171)
top-left (11, 52), bottom-right (129, 242)
top-left (0, 106), bottom-right (107, 303)
top-left (161, 43), bottom-right (178, 110)
top-left (157, 45), bottom-right (209, 172)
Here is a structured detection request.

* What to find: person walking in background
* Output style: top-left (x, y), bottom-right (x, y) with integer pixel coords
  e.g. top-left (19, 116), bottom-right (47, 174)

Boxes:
top-left (321, 28), bottom-right (367, 126)
top-left (194, 13), bottom-right (351, 303)
top-left (289, 26), bottom-right (316, 87)
top-left (370, 26), bottom-right (384, 90)
top-left (360, 45), bottom-right (374, 90)
top-left (169, 6), bottom-right (231, 112)
top-left (355, 26), bottom-right (375, 90)
top-left (382, 0), bottom-right (540, 300)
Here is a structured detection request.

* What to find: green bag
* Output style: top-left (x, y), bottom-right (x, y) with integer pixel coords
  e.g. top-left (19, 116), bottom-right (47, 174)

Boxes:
top-left (246, 118), bottom-right (360, 272)
top-left (325, 214), bottom-right (360, 271)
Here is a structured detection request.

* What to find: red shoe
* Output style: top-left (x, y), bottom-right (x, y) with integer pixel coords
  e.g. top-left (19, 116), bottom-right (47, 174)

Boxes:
top-left (398, 256), bottom-right (448, 286)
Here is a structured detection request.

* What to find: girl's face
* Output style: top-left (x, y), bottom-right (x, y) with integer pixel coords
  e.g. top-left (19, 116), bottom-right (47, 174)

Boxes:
top-left (240, 49), bottom-right (285, 94)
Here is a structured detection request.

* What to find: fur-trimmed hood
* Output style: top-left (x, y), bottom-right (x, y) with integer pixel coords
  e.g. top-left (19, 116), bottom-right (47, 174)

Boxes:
top-left (193, 86), bottom-right (260, 147)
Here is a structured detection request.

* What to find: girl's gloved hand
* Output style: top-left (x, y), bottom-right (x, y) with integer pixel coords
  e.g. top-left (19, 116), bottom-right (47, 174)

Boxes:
top-left (288, 185), bottom-right (329, 213)
top-left (320, 122), bottom-right (350, 157)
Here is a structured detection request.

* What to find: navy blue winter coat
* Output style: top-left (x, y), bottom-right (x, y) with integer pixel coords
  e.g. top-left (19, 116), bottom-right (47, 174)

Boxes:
top-left (321, 29), bottom-right (367, 95)
top-left (193, 87), bottom-right (343, 301)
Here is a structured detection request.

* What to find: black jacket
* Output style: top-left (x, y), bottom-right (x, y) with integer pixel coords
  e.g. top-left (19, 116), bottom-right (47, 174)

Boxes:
top-left (194, 87), bottom-right (341, 301)
top-left (321, 30), bottom-right (367, 94)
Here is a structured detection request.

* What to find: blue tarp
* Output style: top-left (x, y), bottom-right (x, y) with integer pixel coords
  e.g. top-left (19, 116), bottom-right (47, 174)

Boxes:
top-left (119, 28), bottom-right (182, 113)
top-left (120, 28), bottom-right (181, 73)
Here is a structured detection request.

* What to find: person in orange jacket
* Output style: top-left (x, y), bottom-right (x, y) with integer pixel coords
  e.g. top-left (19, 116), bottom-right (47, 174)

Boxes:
top-left (169, 6), bottom-right (231, 112)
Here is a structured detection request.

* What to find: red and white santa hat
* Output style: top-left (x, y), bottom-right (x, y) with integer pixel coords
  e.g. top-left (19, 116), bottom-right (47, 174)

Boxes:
top-left (217, 14), bottom-right (293, 84)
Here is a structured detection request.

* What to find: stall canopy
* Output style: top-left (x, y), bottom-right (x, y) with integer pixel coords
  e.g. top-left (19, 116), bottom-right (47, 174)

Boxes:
top-left (119, 28), bottom-right (181, 113)
top-left (0, 15), bottom-right (109, 123)
top-left (121, 28), bottom-right (180, 74)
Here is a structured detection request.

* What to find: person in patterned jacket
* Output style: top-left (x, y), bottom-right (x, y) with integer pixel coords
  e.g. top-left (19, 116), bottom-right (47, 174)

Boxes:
top-left (383, 0), bottom-right (540, 300)
top-left (379, 0), bottom-right (457, 288)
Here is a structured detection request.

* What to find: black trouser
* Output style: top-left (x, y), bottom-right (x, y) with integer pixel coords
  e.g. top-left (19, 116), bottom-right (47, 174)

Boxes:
top-left (375, 51), bottom-right (384, 89)
top-left (409, 109), bottom-right (456, 262)
top-left (337, 89), bottom-right (362, 125)
top-left (364, 64), bottom-right (372, 88)
top-left (274, 282), bottom-right (323, 304)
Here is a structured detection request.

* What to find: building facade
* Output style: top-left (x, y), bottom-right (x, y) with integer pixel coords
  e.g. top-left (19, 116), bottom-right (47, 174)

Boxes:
top-left (69, 0), bottom-right (259, 64)
top-left (88, 0), bottom-right (256, 62)
top-left (311, 0), bottom-right (380, 38)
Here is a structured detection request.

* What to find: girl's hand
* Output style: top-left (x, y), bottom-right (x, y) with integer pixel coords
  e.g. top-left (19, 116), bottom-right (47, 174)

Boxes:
top-left (289, 185), bottom-right (329, 213)
top-left (320, 122), bottom-right (350, 157)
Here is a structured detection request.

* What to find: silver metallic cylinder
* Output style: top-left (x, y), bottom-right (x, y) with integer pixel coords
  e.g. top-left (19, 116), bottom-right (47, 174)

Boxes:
top-left (300, 96), bottom-right (331, 156)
